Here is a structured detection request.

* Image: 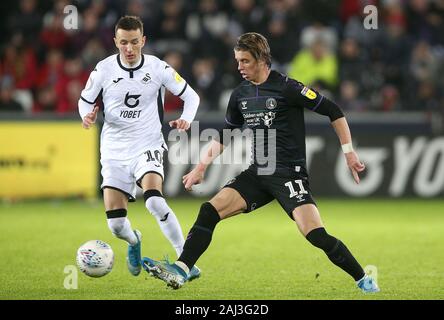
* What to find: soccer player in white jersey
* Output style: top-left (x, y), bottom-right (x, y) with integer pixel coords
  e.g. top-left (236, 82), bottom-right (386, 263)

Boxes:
top-left (78, 16), bottom-right (201, 279)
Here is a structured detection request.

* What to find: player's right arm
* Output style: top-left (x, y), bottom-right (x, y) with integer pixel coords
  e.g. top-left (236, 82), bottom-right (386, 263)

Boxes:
top-left (78, 64), bottom-right (104, 129)
top-left (183, 90), bottom-right (244, 191)
top-left (183, 140), bottom-right (225, 191)
top-left (81, 106), bottom-right (99, 129)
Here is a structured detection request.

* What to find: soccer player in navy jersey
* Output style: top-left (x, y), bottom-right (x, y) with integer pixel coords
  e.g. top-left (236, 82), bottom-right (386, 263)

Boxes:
top-left (143, 32), bottom-right (379, 293)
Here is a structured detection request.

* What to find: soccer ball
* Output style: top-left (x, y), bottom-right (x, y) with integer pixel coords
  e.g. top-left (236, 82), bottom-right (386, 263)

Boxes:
top-left (76, 240), bottom-right (114, 278)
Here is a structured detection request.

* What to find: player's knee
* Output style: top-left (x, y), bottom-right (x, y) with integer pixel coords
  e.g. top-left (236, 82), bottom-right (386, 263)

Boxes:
top-left (145, 196), bottom-right (165, 214)
top-left (106, 209), bottom-right (127, 235)
top-left (305, 227), bottom-right (338, 253)
top-left (209, 189), bottom-right (246, 219)
top-left (144, 189), bottom-right (169, 220)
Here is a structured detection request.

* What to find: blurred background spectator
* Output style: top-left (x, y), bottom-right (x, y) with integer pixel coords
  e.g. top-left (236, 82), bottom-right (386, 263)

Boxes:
top-left (0, 76), bottom-right (24, 112)
top-left (0, 0), bottom-right (442, 115)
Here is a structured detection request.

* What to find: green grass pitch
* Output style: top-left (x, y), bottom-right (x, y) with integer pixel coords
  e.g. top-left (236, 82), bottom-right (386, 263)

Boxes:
top-left (0, 198), bottom-right (443, 300)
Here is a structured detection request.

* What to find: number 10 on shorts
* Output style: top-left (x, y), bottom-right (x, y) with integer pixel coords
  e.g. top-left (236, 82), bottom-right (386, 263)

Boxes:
top-left (284, 180), bottom-right (308, 198)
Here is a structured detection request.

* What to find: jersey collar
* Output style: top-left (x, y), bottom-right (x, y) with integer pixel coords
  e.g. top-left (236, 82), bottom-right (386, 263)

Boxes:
top-left (117, 54), bottom-right (145, 78)
top-left (252, 70), bottom-right (279, 86)
top-left (117, 54), bottom-right (145, 71)
top-left (266, 70), bottom-right (280, 82)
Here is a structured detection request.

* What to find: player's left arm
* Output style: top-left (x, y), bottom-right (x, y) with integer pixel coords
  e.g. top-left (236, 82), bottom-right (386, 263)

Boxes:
top-left (161, 65), bottom-right (200, 132)
top-left (331, 117), bottom-right (365, 184)
top-left (283, 80), bottom-right (365, 183)
top-left (169, 84), bottom-right (200, 132)
top-left (309, 96), bottom-right (365, 184)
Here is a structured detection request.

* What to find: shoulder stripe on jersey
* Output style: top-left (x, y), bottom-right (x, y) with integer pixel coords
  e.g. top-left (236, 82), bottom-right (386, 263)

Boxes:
top-left (240, 95), bottom-right (284, 101)
top-left (177, 83), bottom-right (188, 97)
top-left (312, 95), bottom-right (324, 111)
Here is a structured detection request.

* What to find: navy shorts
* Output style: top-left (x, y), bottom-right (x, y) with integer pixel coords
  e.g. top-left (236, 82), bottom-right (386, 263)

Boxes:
top-left (223, 167), bottom-right (316, 220)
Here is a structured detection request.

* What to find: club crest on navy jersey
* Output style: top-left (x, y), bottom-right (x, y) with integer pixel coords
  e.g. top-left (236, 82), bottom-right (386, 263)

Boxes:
top-left (265, 97), bottom-right (277, 110)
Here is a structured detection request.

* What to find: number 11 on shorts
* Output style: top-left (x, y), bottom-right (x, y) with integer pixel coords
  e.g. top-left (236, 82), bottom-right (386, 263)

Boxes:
top-left (284, 180), bottom-right (308, 198)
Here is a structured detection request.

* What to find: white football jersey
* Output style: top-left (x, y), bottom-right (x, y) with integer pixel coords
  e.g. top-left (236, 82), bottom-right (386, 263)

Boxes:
top-left (80, 54), bottom-right (189, 161)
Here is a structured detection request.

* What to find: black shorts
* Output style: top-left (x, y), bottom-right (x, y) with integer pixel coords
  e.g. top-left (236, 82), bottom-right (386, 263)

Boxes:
top-left (223, 167), bottom-right (316, 220)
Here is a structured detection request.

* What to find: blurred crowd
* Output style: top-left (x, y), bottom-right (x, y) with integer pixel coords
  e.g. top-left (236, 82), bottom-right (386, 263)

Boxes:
top-left (0, 0), bottom-right (444, 115)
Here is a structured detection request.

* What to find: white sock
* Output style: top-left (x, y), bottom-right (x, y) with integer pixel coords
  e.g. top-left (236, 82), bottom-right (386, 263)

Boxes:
top-left (107, 217), bottom-right (138, 245)
top-left (145, 197), bottom-right (185, 257)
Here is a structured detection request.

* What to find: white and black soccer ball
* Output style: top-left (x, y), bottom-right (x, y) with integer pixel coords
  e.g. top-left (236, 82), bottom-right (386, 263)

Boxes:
top-left (76, 240), bottom-right (114, 278)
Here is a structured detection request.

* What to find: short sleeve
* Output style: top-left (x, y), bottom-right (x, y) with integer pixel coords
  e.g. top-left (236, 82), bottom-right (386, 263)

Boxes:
top-left (160, 62), bottom-right (188, 97)
top-left (80, 64), bottom-right (104, 104)
top-left (282, 78), bottom-right (324, 112)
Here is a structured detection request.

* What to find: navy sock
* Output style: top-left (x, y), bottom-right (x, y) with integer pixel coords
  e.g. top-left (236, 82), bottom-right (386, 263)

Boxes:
top-left (306, 227), bottom-right (365, 281)
top-left (178, 202), bottom-right (220, 270)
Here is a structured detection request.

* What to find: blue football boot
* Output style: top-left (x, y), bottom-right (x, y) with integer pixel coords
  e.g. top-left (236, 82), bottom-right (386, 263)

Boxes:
top-left (126, 230), bottom-right (142, 276)
top-left (357, 275), bottom-right (380, 293)
top-left (187, 265), bottom-right (201, 282)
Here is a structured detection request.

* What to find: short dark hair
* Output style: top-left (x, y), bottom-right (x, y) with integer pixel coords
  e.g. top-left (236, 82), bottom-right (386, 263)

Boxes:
top-left (115, 16), bottom-right (144, 35)
top-left (235, 32), bottom-right (272, 67)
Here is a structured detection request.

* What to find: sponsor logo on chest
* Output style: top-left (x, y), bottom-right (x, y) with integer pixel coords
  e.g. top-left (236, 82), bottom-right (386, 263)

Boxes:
top-left (242, 111), bottom-right (276, 128)
top-left (119, 92), bottom-right (143, 118)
